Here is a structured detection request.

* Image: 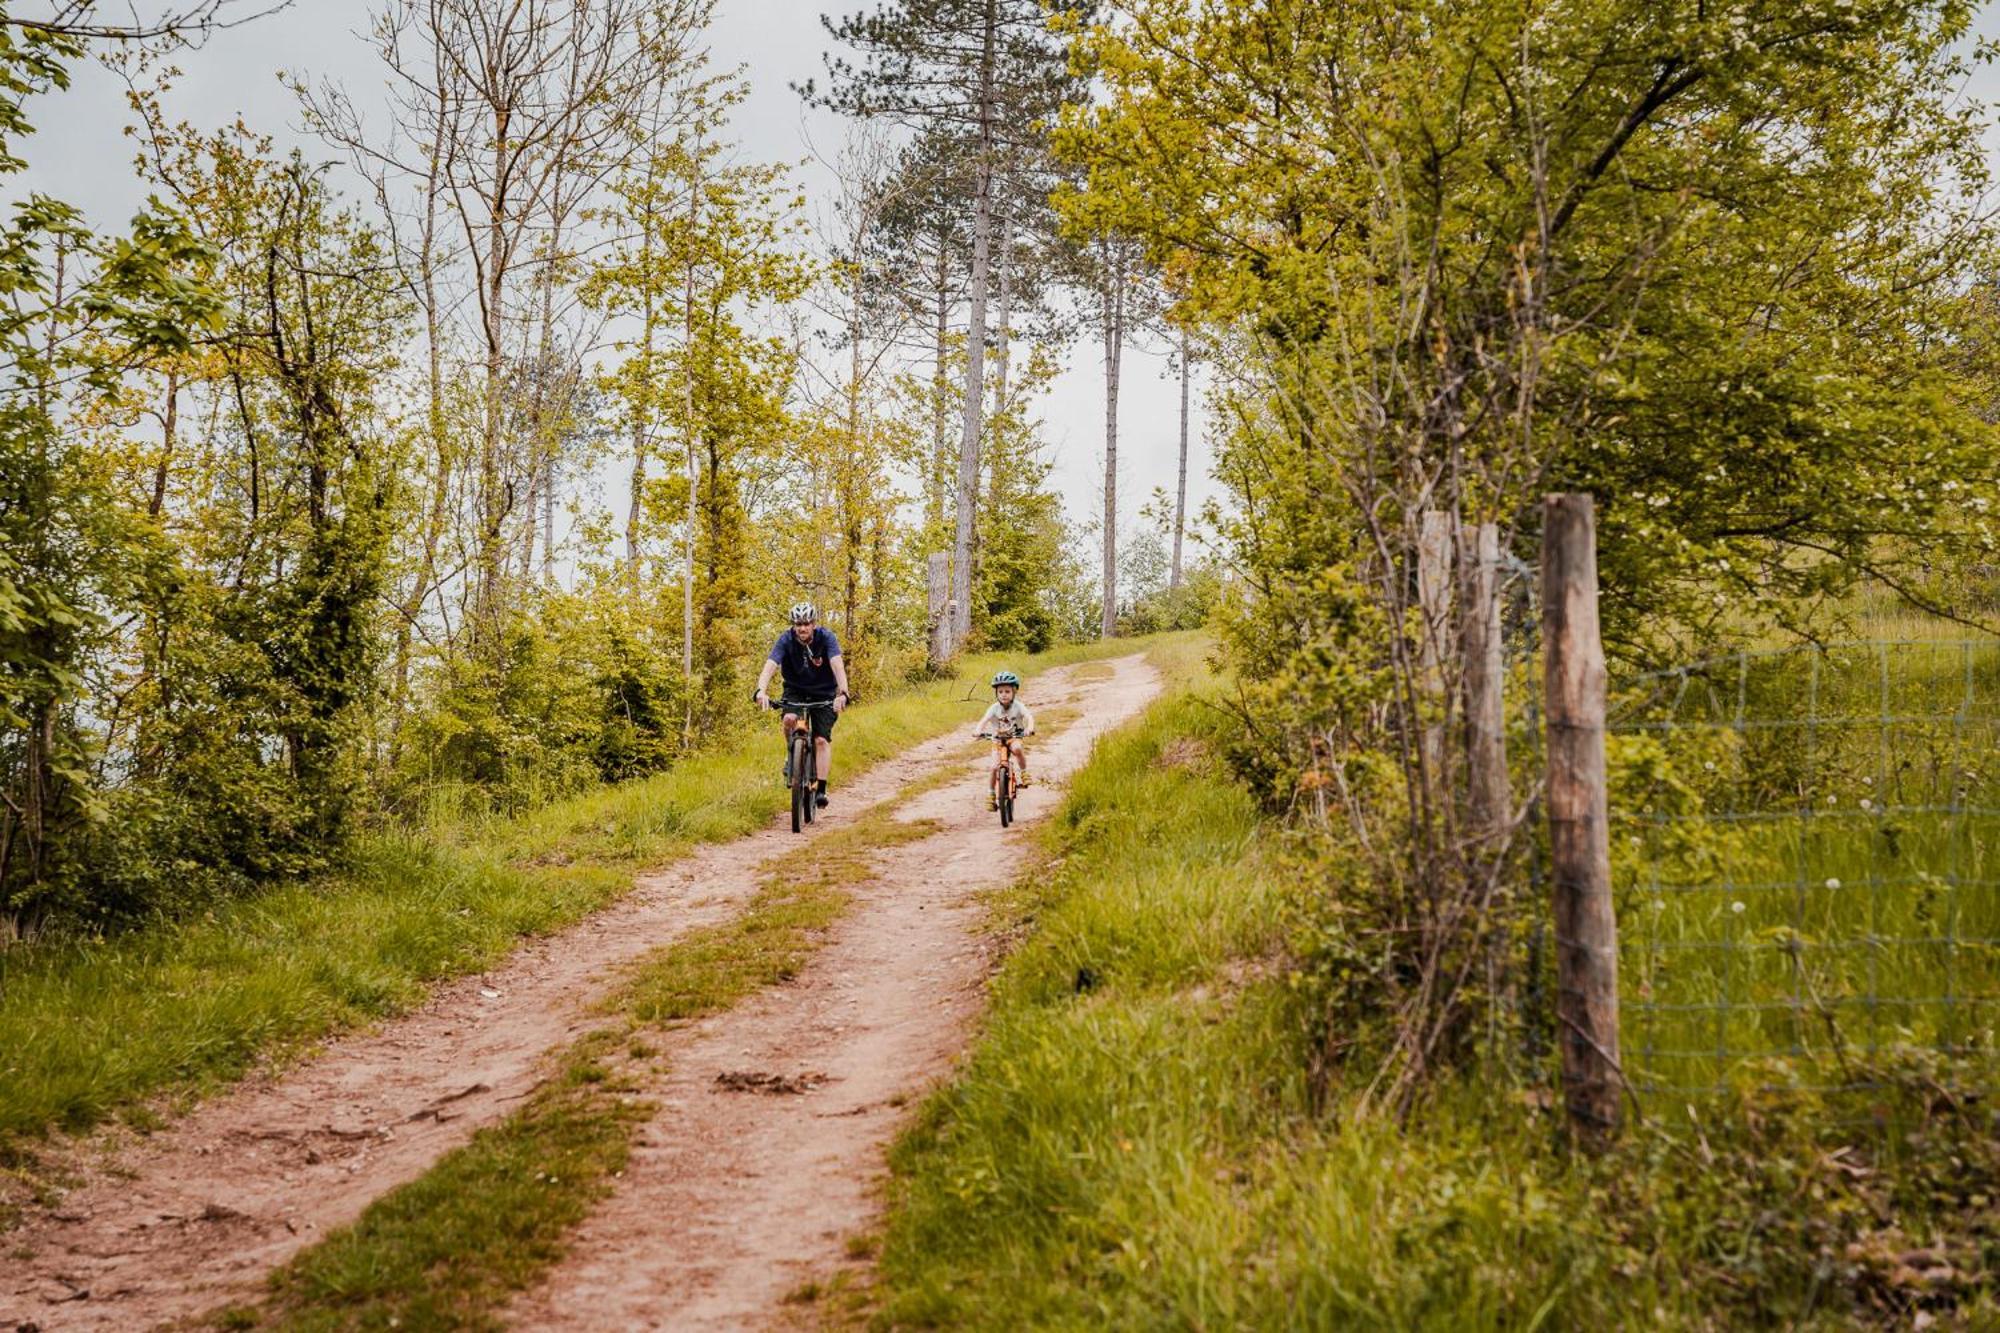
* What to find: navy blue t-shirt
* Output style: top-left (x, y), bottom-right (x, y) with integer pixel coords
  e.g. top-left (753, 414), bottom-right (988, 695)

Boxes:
top-left (768, 626), bottom-right (842, 701)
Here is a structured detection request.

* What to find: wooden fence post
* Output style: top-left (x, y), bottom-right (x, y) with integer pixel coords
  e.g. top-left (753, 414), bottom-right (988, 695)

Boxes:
top-left (1463, 521), bottom-right (1508, 842)
top-left (1417, 510), bottom-right (1454, 805)
top-left (1541, 493), bottom-right (1622, 1143)
top-left (927, 552), bottom-right (953, 668)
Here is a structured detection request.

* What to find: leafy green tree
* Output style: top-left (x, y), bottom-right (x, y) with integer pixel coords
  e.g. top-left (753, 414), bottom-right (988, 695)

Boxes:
top-left (0, 21), bottom-right (222, 935)
top-left (589, 91), bottom-right (812, 729)
top-left (99, 115), bottom-right (408, 907)
top-left (973, 348), bottom-right (1083, 652)
top-left (1065, 0), bottom-right (1997, 655)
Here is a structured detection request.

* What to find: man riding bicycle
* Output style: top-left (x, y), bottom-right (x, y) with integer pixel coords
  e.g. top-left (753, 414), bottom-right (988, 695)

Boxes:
top-left (753, 603), bottom-right (849, 809)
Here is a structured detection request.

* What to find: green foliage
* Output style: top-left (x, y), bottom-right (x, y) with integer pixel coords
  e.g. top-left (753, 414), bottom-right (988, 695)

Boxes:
top-left (402, 586), bottom-right (689, 806)
top-left (1116, 532), bottom-right (1221, 636)
top-left (1055, 0), bottom-right (2000, 1107)
top-left (1062, 0), bottom-right (2000, 653)
top-left (973, 360), bottom-right (1079, 653)
top-left (0, 31), bottom-right (226, 934)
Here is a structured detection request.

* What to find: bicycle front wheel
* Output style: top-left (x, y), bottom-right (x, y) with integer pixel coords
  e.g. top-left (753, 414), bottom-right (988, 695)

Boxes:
top-left (790, 734), bottom-right (809, 833)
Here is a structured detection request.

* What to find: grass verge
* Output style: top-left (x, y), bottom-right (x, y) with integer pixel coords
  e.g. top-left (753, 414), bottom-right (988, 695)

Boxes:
top-left (859, 682), bottom-right (1999, 1330)
top-left (0, 633), bottom-right (1196, 1163)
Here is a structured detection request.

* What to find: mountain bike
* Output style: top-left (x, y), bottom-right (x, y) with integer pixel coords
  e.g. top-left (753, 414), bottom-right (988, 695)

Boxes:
top-left (980, 721), bottom-right (1022, 828)
top-left (767, 697), bottom-right (838, 833)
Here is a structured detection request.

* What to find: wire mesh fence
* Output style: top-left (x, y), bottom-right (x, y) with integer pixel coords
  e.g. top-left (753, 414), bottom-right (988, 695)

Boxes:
top-left (1609, 638), bottom-right (2000, 1098)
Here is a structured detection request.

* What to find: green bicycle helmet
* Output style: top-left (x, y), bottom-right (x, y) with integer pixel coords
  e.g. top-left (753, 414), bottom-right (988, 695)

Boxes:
top-left (991, 671), bottom-right (1021, 689)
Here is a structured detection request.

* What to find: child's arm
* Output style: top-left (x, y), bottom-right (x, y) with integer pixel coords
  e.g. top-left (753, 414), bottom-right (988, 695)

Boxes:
top-left (1017, 703), bottom-right (1036, 735)
top-left (976, 702), bottom-right (1000, 735)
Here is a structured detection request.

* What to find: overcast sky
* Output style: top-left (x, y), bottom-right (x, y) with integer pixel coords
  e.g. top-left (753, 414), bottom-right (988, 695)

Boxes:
top-left (14, 0), bottom-right (1215, 571)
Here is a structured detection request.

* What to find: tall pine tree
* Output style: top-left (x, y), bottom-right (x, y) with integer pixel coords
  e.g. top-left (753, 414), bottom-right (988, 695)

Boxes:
top-left (807, 0), bottom-right (1088, 654)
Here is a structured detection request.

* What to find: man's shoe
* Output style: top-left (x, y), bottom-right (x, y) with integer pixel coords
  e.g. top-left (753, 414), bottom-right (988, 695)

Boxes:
top-left (816, 790), bottom-right (830, 810)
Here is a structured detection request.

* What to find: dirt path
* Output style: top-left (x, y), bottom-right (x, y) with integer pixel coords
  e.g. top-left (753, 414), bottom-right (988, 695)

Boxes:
top-left (0, 655), bottom-right (1157, 1331)
top-left (503, 652), bottom-right (1160, 1330)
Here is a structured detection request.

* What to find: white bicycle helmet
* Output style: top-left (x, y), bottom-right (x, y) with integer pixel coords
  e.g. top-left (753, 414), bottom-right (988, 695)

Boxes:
top-left (788, 602), bottom-right (817, 625)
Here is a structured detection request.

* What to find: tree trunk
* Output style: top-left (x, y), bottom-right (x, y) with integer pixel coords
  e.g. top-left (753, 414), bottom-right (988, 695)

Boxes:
top-left (869, 512), bottom-right (888, 639)
top-left (949, 0), bottom-right (999, 653)
top-left (929, 253), bottom-right (949, 539)
top-left (682, 182), bottom-right (699, 696)
top-left (927, 551), bottom-right (952, 670)
top-left (521, 288), bottom-right (560, 584)
top-left (627, 279), bottom-right (655, 582)
top-left (475, 102), bottom-right (510, 648)
top-left (388, 178), bottom-right (450, 768)
top-left (541, 447), bottom-right (556, 579)
top-left (1171, 330), bottom-right (1189, 590)
top-left (992, 217), bottom-right (1011, 414)
top-left (845, 240), bottom-right (867, 646)
top-left (1100, 244), bottom-right (1125, 639)
top-left (150, 368), bottom-right (177, 518)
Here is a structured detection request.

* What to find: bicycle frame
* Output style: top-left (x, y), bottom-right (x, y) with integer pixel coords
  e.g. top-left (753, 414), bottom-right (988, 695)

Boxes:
top-left (984, 724), bottom-right (1024, 827)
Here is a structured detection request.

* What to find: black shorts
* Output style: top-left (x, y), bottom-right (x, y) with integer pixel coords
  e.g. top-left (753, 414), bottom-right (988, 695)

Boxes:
top-left (784, 701), bottom-right (839, 741)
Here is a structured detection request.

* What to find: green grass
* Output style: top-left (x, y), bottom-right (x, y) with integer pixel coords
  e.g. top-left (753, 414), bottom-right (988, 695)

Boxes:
top-left (858, 679), bottom-right (2000, 1330)
top-left (0, 633), bottom-right (1200, 1161)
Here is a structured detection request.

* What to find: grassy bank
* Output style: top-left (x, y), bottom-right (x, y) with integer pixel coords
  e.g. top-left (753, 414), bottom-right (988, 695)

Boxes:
top-left (0, 634), bottom-right (1196, 1161)
top-left (860, 684), bottom-right (1999, 1329)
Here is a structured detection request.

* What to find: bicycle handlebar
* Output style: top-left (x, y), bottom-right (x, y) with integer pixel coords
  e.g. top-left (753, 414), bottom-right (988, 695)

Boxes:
top-left (762, 696), bottom-right (839, 712)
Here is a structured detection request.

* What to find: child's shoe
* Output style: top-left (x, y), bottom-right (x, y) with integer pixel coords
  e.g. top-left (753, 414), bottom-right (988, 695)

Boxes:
top-left (988, 795), bottom-right (1000, 811)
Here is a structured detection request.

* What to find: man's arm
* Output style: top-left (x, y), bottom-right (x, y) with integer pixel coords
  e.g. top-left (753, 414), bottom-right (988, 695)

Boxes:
top-left (754, 657), bottom-right (778, 704)
top-left (830, 654), bottom-right (850, 712)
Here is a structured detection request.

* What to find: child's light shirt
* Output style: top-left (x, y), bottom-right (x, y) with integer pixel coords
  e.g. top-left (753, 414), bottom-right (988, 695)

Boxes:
top-left (980, 699), bottom-right (1035, 735)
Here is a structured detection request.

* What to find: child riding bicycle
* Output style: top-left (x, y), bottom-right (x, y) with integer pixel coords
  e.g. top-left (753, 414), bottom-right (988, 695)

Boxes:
top-left (976, 671), bottom-right (1035, 811)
